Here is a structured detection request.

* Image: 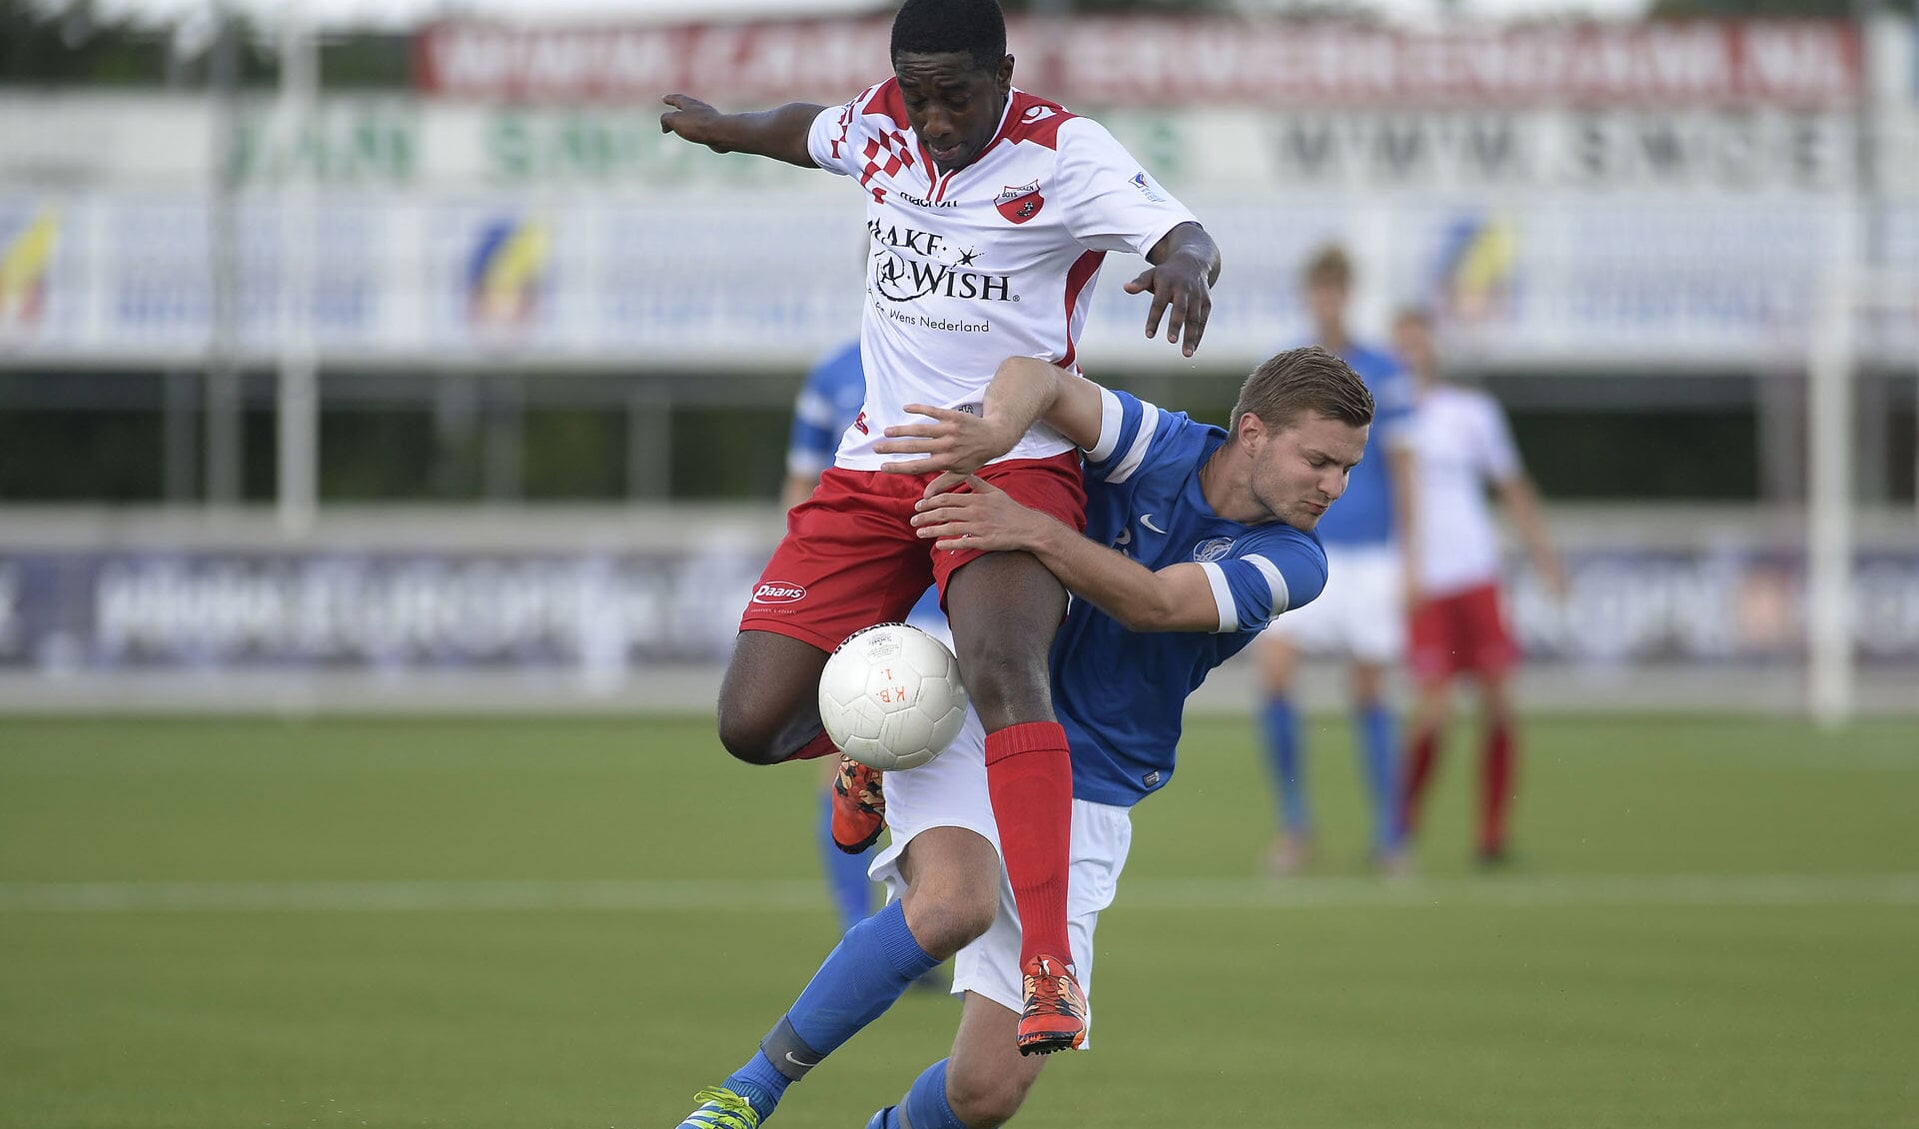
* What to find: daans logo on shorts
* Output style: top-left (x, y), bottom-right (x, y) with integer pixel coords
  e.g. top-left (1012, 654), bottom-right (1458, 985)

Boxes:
top-left (753, 582), bottom-right (808, 605)
top-left (995, 181), bottom-right (1044, 225)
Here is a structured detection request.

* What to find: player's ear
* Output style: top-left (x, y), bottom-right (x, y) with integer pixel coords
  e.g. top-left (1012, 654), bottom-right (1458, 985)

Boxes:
top-left (995, 54), bottom-right (1014, 95)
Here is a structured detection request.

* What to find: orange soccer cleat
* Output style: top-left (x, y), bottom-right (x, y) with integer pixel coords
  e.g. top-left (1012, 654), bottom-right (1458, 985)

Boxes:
top-left (1015, 954), bottom-right (1088, 1056)
top-left (831, 754), bottom-right (886, 854)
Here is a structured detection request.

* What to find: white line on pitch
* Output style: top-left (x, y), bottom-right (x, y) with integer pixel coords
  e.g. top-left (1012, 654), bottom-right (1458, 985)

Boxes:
top-left (1, 874), bottom-right (1916, 913)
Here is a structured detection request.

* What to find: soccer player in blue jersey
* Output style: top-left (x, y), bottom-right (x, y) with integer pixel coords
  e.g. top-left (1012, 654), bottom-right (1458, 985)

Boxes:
top-left (1254, 243), bottom-right (1420, 875)
top-left (676, 347), bottom-right (1372, 1129)
top-left (783, 339), bottom-right (950, 938)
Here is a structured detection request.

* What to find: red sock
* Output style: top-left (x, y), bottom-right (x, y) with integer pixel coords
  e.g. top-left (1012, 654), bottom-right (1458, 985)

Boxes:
top-left (984, 722), bottom-right (1074, 970)
top-left (784, 731), bottom-right (839, 763)
top-left (1480, 720), bottom-right (1515, 853)
top-left (1401, 730), bottom-right (1441, 837)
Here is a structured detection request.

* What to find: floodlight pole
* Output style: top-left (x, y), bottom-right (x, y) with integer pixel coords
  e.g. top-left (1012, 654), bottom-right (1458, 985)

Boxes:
top-left (277, 3), bottom-right (319, 536)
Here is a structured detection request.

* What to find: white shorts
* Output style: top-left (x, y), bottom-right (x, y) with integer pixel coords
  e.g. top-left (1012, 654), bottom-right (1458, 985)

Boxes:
top-left (1262, 543), bottom-right (1405, 663)
top-left (868, 710), bottom-right (1132, 1049)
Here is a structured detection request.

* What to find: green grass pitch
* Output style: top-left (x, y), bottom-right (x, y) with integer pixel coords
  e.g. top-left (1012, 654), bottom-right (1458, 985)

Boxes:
top-left (1, 714), bottom-right (1914, 1129)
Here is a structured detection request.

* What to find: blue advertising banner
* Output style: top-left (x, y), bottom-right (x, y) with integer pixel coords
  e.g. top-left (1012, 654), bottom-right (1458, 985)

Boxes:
top-left (2, 545), bottom-right (1916, 672)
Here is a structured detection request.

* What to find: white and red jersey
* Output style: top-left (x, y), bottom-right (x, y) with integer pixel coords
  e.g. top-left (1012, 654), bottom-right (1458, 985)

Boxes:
top-left (807, 81), bottom-right (1199, 470)
top-left (1410, 383), bottom-right (1525, 596)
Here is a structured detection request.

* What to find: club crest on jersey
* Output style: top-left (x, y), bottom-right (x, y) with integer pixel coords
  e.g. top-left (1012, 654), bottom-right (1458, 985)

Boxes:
top-left (995, 181), bottom-right (1044, 225)
top-left (1193, 537), bottom-right (1235, 563)
top-left (753, 582), bottom-right (808, 605)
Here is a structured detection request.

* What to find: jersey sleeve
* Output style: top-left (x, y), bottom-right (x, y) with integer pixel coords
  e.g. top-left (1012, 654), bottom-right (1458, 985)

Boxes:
top-left (1082, 387), bottom-right (1191, 488)
top-left (1473, 391), bottom-right (1524, 482)
top-left (1196, 531), bottom-right (1329, 635)
top-left (807, 87), bottom-right (882, 177)
top-left (1053, 118), bottom-right (1199, 258)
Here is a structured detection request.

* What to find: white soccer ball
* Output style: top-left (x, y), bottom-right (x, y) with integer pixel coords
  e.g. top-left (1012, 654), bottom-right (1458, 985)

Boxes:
top-left (817, 622), bottom-right (969, 771)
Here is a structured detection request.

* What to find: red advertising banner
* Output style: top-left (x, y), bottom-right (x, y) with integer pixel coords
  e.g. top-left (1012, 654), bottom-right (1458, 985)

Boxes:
top-left (414, 17), bottom-right (1862, 108)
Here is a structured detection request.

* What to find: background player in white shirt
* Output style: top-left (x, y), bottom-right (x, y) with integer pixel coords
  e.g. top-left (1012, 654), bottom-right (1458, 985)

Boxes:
top-left (1394, 308), bottom-right (1565, 865)
top-left (660, 0), bottom-right (1220, 1057)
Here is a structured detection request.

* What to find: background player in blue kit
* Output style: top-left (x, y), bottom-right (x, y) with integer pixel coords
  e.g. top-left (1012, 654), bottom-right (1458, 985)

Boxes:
top-left (675, 347), bottom-right (1372, 1129)
top-left (782, 339), bottom-right (948, 939)
top-left (1254, 243), bottom-right (1420, 874)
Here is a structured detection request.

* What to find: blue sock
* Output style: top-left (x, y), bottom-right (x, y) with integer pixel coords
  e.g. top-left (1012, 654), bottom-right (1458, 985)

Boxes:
top-left (1358, 703), bottom-right (1400, 852)
top-left (818, 787), bottom-right (873, 935)
top-left (899, 1059), bottom-right (966, 1129)
top-left (1261, 697), bottom-right (1309, 833)
top-left (724, 899), bottom-right (940, 1120)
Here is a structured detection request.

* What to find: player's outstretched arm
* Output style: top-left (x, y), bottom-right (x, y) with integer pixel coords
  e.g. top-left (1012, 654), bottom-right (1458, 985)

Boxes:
top-left (659, 95), bottom-right (821, 168)
top-left (912, 476), bottom-right (1223, 633)
top-left (1497, 474), bottom-right (1568, 599)
top-left (1124, 221), bottom-right (1221, 358)
top-left (875, 357), bottom-right (1105, 494)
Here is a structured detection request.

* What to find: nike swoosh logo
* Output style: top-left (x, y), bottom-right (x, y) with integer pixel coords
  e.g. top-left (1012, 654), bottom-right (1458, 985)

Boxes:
top-left (1140, 514), bottom-right (1167, 534)
top-left (785, 1051), bottom-right (821, 1068)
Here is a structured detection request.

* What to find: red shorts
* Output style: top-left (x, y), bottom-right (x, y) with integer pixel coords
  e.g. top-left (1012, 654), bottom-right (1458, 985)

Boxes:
top-left (1408, 582), bottom-right (1518, 685)
top-left (740, 451), bottom-right (1086, 653)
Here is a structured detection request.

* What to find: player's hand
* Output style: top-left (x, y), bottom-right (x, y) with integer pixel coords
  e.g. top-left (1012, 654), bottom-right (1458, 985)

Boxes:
top-left (1124, 248), bottom-right (1213, 358)
top-left (1401, 570), bottom-right (1423, 615)
top-left (660, 94), bottom-right (733, 152)
top-left (875, 405), bottom-right (1019, 496)
top-left (1538, 555), bottom-right (1571, 602)
top-left (910, 476), bottom-right (1046, 552)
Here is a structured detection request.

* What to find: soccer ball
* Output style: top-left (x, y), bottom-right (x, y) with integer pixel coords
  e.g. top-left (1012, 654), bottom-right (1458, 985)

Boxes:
top-left (817, 622), bottom-right (969, 771)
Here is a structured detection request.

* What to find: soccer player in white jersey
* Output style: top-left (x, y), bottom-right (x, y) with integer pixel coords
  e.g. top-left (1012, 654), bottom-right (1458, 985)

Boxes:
top-left (674, 348), bottom-right (1371, 1129)
top-left (1392, 309), bottom-right (1564, 865)
top-left (661, 0), bottom-right (1219, 1056)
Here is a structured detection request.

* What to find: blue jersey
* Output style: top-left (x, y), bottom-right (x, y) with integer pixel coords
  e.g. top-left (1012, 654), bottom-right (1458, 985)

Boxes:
top-left (786, 340), bottom-right (867, 481)
top-left (1054, 390), bottom-right (1330, 807)
top-left (1309, 341), bottom-right (1413, 546)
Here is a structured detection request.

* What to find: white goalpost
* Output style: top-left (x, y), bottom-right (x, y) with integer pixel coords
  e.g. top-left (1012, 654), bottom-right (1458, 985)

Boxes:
top-left (1805, 234), bottom-right (1918, 727)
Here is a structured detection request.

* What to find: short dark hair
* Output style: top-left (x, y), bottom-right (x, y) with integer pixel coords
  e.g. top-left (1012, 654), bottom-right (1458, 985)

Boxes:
top-left (890, 0), bottom-right (1007, 73)
top-left (1301, 243), bottom-right (1353, 289)
top-left (1230, 346), bottom-right (1374, 435)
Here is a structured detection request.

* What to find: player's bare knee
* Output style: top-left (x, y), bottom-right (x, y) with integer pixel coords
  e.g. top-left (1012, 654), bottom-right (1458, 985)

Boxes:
top-left (956, 650), bottom-right (1053, 728)
top-left (901, 883), bottom-right (997, 957)
top-left (714, 709), bottom-right (784, 766)
top-left (946, 1063), bottom-right (1035, 1127)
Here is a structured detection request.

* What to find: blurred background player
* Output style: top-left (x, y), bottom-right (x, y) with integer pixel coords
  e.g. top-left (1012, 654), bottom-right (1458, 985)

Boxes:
top-left (782, 338), bottom-right (949, 942)
top-left (1393, 308), bottom-right (1566, 865)
top-left (1253, 243), bottom-right (1418, 874)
